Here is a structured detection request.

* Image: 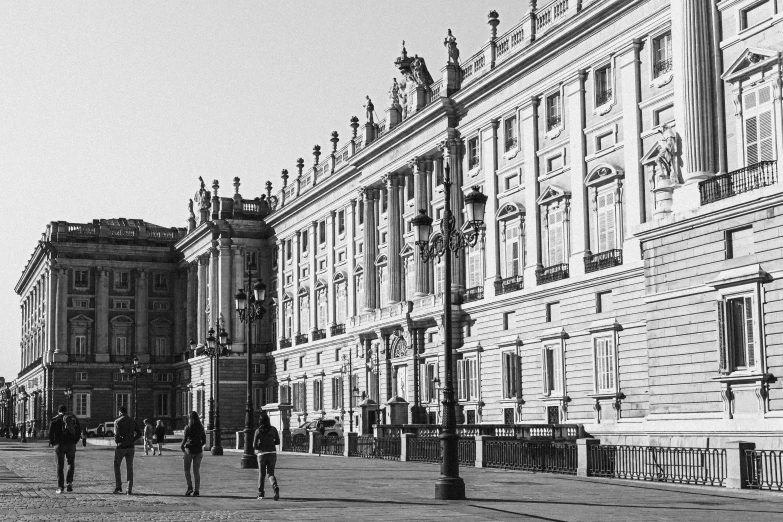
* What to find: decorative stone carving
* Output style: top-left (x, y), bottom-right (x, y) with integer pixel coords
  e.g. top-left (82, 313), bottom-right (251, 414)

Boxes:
top-left (194, 177), bottom-right (211, 211)
top-left (444, 29), bottom-right (459, 65)
top-left (655, 125), bottom-right (677, 180)
top-left (364, 96), bottom-right (375, 124)
top-left (188, 199), bottom-right (195, 220)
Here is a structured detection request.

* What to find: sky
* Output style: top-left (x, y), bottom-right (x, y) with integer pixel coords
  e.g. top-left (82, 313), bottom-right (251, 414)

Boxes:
top-left (0, 1), bottom-right (523, 378)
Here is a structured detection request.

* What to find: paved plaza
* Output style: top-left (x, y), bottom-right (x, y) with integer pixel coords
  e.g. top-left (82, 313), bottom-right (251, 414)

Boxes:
top-left (0, 440), bottom-right (781, 521)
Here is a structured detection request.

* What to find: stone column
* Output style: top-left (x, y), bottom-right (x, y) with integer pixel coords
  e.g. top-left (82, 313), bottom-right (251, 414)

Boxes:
top-left (45, 267), bottom-right (56, 360)
top-left (231, 246), bottom-right (245, 347)
top-left (346, 200), bottom-right (357, 317)
top-left (135, 269), bottom-right (149, 361)
top-left (173, 269), bottom-right (185, 355)
top-left (197, 256), bottom-right (207, 345)
top-left (440, 138), bottom-right (464, 292)
top-left (412, 158), bottom-right (429, 296)
top-left (292, 231), bottom-right (300, 335)
top-left (568, 71), bottom-right (588, 278)
top-left (218, 240), bottom-right (233, 345)
top-left (276, 240), bottom-right (285, 345)
top-left (186, 262), bottom-right (196, 344)
top-left (671, 0), bottom-right (717, 211)
top-left (95, 268), bottom-right (109, 362)
top-left (362, 188), bottom-right (378, 311)
top-left (522, 97), bottom-right (542, 286)
top-left (484, 120), bottom-right (500, 295)
top-left (385, 174), bottom-right (402, 304)
top-left (209, 247), bottom-right (218, 330)
top-left (397, 177), bottom-right (406, 300)
top-left (54, 267), bottom-right (68, 357)
top-left (309, 221), bottom-right (318, 334)
top-left (326, 212), bottom-right (336, 330)
top-left (621, 40), bottom-right (645, 255)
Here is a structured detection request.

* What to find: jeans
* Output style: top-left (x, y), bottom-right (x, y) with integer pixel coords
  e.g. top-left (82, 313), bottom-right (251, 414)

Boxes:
top-left (256, 453), bottom-right (278, 494)
top-left (114, 447), bottom-right (135, 490)
top-left (54, 444), bottom-right (76, 489)
top-left (183, 452), bottom-right (203, 491)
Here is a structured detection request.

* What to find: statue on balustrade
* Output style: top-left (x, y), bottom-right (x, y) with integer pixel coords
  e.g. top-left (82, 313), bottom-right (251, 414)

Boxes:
top-left (194, 176), bottom-right (211, 210)
top-left (444, 29), bottom-right (460, 65)
top-left (188, 199), bottom-right (195, 220)
top-left (389, 78), bottom-right (402, 112)
top-left (364, 96), bottom-right (375, 125)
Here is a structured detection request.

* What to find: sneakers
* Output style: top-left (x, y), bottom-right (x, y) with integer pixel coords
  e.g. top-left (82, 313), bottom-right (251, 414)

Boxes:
top-left (113, 488), bottom-right (123, 495)
top-left (66, 484), bottom-right (73, 492)
top-left (273, 487), bottom-right (279, 501)
top-left (257, 493), bottom-right (265, 499)
top-left (56, 488), bottom-right (63, 494)
top-left (193, 491), bottom-right (199, 497)
top-left (126, 486), bottom-right (133, 495)
top-left (185, 488), bottom-right (193, 497)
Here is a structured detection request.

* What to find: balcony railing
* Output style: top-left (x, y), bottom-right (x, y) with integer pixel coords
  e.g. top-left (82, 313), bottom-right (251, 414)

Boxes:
top-left (312, 329), bottom-right (326, 341)
top-left (279, 338), bottom-right (292, 349)
top-left (584, 249), bottom-right (623, 274)
top-left (547, 114), bottom-right (561, 130)
top-left (535, 263), bottom-right (569, 285)
top-left (698, 161), bottom-right (778, 205)
top-left (330, 324), bottom-right (346, 336)
top-left (596, 88), bottom-right (612, 107)
top-left (654, 57), bottom-right (673, 77)
top-left (462, 286), bottom-right (484, 303)
top-left (494, 274), bottom-right (524, 295)
top-left (294, 333), bottom-right (309, 345)
top-left (468, 156), bottom-right (480, 170)
top-left (505, 136), bottom-right (518, 151)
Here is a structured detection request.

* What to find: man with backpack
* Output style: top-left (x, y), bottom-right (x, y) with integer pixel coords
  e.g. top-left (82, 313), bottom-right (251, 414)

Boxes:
top-left (113, 405), bottom-right (142, 495)
top-left (48, 404), bottom-right (81, 494)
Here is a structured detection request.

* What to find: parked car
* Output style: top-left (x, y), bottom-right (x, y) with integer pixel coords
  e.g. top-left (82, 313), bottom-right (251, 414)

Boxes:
top-left (290, 419), bottom-right (343, 444)
top-left (86, 421), bottom-right (115, 437)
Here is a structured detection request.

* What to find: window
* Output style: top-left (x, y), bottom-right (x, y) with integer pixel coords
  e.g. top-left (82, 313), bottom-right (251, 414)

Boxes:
top-left (76, 372), bottom-right (88, 382)
top-left (292, 382), bottom-right (306, 412)
top-left (252, 363), bottom-right (263, 374)
top-left (504, 116), bottom-right (518, 151)
top-left (299, 355), bottom-right (304, 368)
top-left (299, 294), bottom-right (309, 334)
top-left (593, 337), bottom-right (616, 394)
top-left (115, 271), bottom-right (129, 290)
top-left (318, 259), bottom-right (327, 271)
top-left (380, 231), bottom-right (387, 245)
top-left (503, 311), bottom-right (515, 331)
top-left (394, 365), bottom-right (407, 400)
top-left (595, 65), bottom-right (611, 106)
top-left (195, 388), bottom-right (204, 417)
top-left (153, 373), bottom-right (173, 383)
top-left (457, 358), bottom-right (478, 401)
top-left (468, 137), bottom-right (480, 170)
top-left (407, 177), bottom-right (414, 200)
top-left (319, 221), bottom-right (326, 244)
top-left (114, 300), bottom-right (129, 310)
top-left (73, 299), bottom-right (89, 309)
top-left (252, 388), bottom-right (264, 409)
top-left (283, 359), bottom-right (288, 372)
top-left (596, 291), bottom-right (614, 313)
top-left (246, 251), bottom-right (257, 271)
top-left (283, 300), bottom-right (293, 339)
top-left (337, 250), bottom-right (346, 263)
top-left (504, 408), bottom-right (515, 425)
top-left (502, 352), bottom-right (520, 399)
top-left (156, 394), bottom-right (169, 417)
top-left (381, 191), bottom-right (388, 213)
top-left (285, 274), bottom-right (293, 286)
top-left (467, 245), bottom-right (483, 289)
top-left (741, 1), bottom-right (772, 30)
top-left (742, 84), bottom-right (775, 165)
top-left (379, 265), bottom-right (389, 308)
top-left (74, 270), bottom-right (89, 288)
top-left (504, 173), bottom-right (519, 191)
top-left (727, 226), bottom-right (754, 259)
top-left (154, 337), bottom-right (167, 357)
top-left (153, 301), bottom-right (170, 311)
top-left (434, 257), bottom-right (444, 295)
top-left (357, 242), bottom-right (363, 254)
top-left (546, 302), bottom-right (560, 322)
top-left (547, 154), bottom-right (564, 173)
top-left (356, 272), bottom-right (365, 309)
top-left (279, 383), bottom-right (291, 404)
top-left (358, 201), bottom-right (365, 224)
top-left (113, 372), bottom-right (132, 382)
top-left (335, 282), bottom-right (347, 325)
top-left (154, 273), bottom-right (168, 291)
top-left (652, 32), bottom-right (672, 77)
top-left (596, 132), bottom-right (613, 152)
top-left (316, 352), bottom-right (321, 365)
top-left (286, 239), bottom-right (292, 260)
top-left (503, 224), bottom-right (521, 278)
top-left (331, 376), bottom-right (343, 409)
top-left (335, 348), bottom-right (341, 362)
top-left (546, 93), bottom-right (562, 130)
top-left (597, 190), bottom-right (617, 253)
top-left (316, 288), bottom-right (328, 329)
top-left (547, 209), bottom-right (565, 265)
top-left (423, 363), bottom-right (437, 403)
top-left (74, 335), bottom-right (87, 356)
top-left (542, 345), bottom-right (563, 396)
top-left (115, 337), bottom-right (128, 355)
top-left (301, 231), bottom-right (309, 253)
top-left (115, 393), bottom-right (129, 414)
top-left (405, 257), bottom-right (416, 301)
top-left (725, 295), bottom-right (757, 370)
top-left (74, 393), bottom-right (89, 417)
top-left (313, 380), bottom-right (323, 411)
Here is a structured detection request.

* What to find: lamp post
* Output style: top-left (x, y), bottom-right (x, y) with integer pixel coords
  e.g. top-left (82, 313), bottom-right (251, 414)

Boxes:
top-left (64, 384), bottom-right (73, 413)
top-left (119, 356), bottom-right (152, 422)
top-left (411, 163), bottom-right (487, 501)
top-left (340, 351), bottom-right (360, 432)
top-left (235, 266), bottom-right (267, 469)
top-left (20, 389), bottom-right (29, 443)
top-left (205, 322), bottom-right (230, 456)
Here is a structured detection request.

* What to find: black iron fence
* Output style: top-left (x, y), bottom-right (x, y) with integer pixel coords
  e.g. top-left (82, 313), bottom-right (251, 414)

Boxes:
top-left (406, 437), bottom-right (475, 466)
top-left (699, 160), bottom-right (778, 205)
top-left (584, 249), bottom-right (623, 273)
top-left (330, 324), bottom-right (346, 336)
top-left (312, 329), bottom-right (326, 341)
top-left (654, 56), bottom-right (673, 77)
top-left (590, 445), bottom-right (726, 487)
top-left (316, 435), bottom-right (344, 456)
top-left (744, 449), bottom-right (783, 490)
top-left (486, 440), bottom-right (577, 474)
top-left (596, 88), bottom-right (613, 106)
top-left (294, 333), bottom-right (309, 345)
top-left (350, 435), bottom-right (400, 460)
top-left (281, 433), bottom-right (308, 453)
top-left (463, 286), bottom-right (484, 303)
top-left (494, 274), bottom-right (524, 295)
top-left (279, 338), bottom-right (291, 349)
top-left (535, 263), bottom-right (569, 285)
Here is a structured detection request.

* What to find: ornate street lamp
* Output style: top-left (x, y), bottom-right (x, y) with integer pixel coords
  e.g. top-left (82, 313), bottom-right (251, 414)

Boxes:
top-left (340, 351), bottom-right (361, 433)
top-left (411, 163), bottom-right (487, 501)
top-left (19, 389), bottom-right (29, 443)
top-left (204, 322), bottom-right (230, 456)
top-left (235, 263), bottom-right (267, 469)
top-left (119, 356), bottom-right (152, 422)
top-left (64, 384), bottom-right (73, 413)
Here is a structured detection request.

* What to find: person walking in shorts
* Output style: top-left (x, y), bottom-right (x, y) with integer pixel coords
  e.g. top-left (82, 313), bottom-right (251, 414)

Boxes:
top-left (113, 406), bottom-right (142, 495)
top-left (48, 404), bottom-right (81, 494)
top-left (252, 411), bottom-right (280, 500)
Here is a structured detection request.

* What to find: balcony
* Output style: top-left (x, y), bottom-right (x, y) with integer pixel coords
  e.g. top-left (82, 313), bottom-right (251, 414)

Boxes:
top-left (698, 161), bottom-right (778, 205)
top-left (294, 333), bottom-right (309, 345)
top-left (584, 249), bottom-right (623, 274)
top-left (312, 329), bottom-right (326, 341)
top-left (535, 263), bottom-right (569, 285)
top-left (279, 338), bottom-right (292, 349)
top-left (596, 88), bottom-right (612, 107)
top-left (654, 57), bottom-right (673, 77)
top-left (494, 275), bottom-right (524, 296)
top-left (463, 286), bottom-right (484, 303)
top-left (331, 324), bottom-right (346, 336)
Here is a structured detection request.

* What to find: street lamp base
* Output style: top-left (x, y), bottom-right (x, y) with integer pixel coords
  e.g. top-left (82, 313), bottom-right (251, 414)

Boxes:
top-left (239, 454), bottom-right (258, 469)
top-left (211, 446), bottom-right (224, 456)
top-left (434, 477), bottom-right (466, 500)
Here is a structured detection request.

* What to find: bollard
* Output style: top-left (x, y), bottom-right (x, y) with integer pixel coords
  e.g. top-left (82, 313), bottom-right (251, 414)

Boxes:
top-left (400, 433), bottom-right (410, 462)
top-left (726, 441), bottom-right (755, 489)
top-left (475, 435), bottom-right (492, 468)
top-left (309, 431), bottom-right (317, 454)
top-left (577, 438), bottom-right (600, 477)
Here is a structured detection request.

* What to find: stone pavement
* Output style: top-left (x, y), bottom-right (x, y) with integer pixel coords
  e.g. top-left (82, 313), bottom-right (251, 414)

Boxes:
top-left (1, 440), bottom-right (782, 521)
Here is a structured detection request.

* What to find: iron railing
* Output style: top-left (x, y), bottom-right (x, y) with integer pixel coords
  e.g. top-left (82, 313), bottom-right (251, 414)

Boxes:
top-left (505, 136), bottom-right (518, 151)
top-left (596, 88), bottom-right (613, 106)
top-left (699, 161), bottom-right (778, 205)
top-left (654, 57), bottom-right (673, 77)
top-left (279, 338), bottom-right (292, 349)
top-left (744, 449), bottom-right (783, 490)
top-left (485, 441), bottom-right (577, 474)
top-left (281, 433), bottom-right (308, 453)
top-left (584, 249), bottom-right (623, 273)
top-left (350, 436), bottom-right (400, 460)
top-left (463, 286), bottom-right (484, 303)
top-left (312, 329), bottom-right (326, 341)
top-left (590, 445), bottom-right (726, 487)
top-left (294, 333), bottom-right (309, 345)
top-left (407, 437), bottom-right (475, 466)
top-left (494, 274), bottom-right (524, 295)
top-left (547, 114), bottom-right (562, 130)
top-left (330, 324), bottom-right (346, 336)
top-left (316, 435), bottom-right (344, 456)
top-left (535, 263), bottom-right (569, 285)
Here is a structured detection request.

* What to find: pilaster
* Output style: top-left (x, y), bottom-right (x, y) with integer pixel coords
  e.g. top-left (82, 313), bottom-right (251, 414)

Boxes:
top-left (309, 221), bottom-right (318, 334)
top-left (326, 212), bottom-right (336, 330)
top-left (568, 71), bottom-right (588, 278)
top-left (385, 174), bottom-right (402, 303)
top-left (135, 269), bottom-right (149, 362)
top-left (347, 200), bottom-right (357, 317)
top-left (621, 40), bottom-right (644, 256)
top-left (197, 256), bottom-right (207, 345)
top-left (95, 268), bottom-right (109, 362)
top-left (276, 240), bottom-right (285, 346)
top-left (55, 267), bottom-right (68, 356)
top-left (186, 262), bottom-right (196, 346)
top-left (412, 158), bottom-right (429, 296)
top-left (484, 120), bottom-right (501, 296)
top-left (362, 188), bottom-right (378, 311)
top-left (522, 97), bottom-right (542, 287)
top-left (292, 232), bottom-right (301, 335)
top-left (231, 247), bottom-right (245, 347)
top-left (218, 240), bottom-right (233, 345)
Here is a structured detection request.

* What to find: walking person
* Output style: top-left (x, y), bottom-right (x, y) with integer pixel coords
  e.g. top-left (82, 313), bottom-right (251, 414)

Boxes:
top-left (180, 411), bottom-right (206, 496)
top-left (81, 427), bottom-right (88, 447)
top-left (154, 420), bottom-right (165, 456)
top-left (47, 404), bottom-right (81, 494)
top-left (252, 411), bottom-right (280, 500)
top-left (143, 419), bottom-right (155, 456)
top-left (113, 406), bottom-right (142, 495)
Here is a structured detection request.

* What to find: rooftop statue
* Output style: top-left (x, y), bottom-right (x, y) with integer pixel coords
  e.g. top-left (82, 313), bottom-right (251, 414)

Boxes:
top-left (389, 78), bottom-right (402, 111)
top-left (194, 176), bottom-right (211, 210)
top-left (364, 96), bottom-right (375, 124)
top-left (444, 29), bottom-right (460, 65)
top-left (188, 198), bottom-right (195, 219)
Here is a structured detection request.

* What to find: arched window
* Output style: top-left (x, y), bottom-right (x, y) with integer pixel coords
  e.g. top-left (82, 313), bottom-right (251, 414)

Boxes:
top-left (282, 293), bottom-right (293, 340)
top-left (333, 272), bottom-right (347, 326)
top-left (376, 255), bottom-right (388, 308)
top-left (497, 204), bottom-right (525, 279)
top-left (297, 287), bottom-right (309, 334)
top-left (354, 266), bottom-right (365, 312)
top-left (315, 280), bottom-right (328, 330)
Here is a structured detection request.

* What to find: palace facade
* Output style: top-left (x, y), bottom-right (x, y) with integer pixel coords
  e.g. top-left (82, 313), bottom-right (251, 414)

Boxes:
top-left (7, 0), bottom-right (783, 449)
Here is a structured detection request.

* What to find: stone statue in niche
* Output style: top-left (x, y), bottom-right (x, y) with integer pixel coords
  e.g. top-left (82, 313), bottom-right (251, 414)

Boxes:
top-left (444, 29), bottom-right (460, 65)
top-left (655, 125), bottom-right (677, 179)
top-left (364, 96), bottom-right (375, 124)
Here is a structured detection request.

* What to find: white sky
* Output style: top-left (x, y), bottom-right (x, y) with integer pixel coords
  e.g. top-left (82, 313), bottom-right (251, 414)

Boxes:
top-left (0, 1), bottom-right (523, 378)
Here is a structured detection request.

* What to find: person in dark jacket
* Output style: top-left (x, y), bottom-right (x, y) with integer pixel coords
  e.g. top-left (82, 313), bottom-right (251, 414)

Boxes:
top-left (81, 427), bottom-right (88, 447)
top-left (180, 411), bottom-right (206, 496)
top-left (154, 420), bottom-right (166, 455)
top-left (48, 404), bottom-right (81, 494)
top-left (252, 411), bottom-right (280, 500)
top-left (113, 406), bottom-right (142, 495)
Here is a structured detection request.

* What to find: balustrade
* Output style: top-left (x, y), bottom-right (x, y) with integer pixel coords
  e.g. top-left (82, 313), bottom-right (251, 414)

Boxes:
top-left (294, 333), bottom-right (309, 345)
top-left (535, 263), bottom-right (569, 285)
top-left (330, 324), bottom-right (345, 336)
top-left (584, 249), bottom-right (623, 274)
top-left (698, 161), bottom-right (778, 205)
top-left (494, 274), bottom-right (524, 295)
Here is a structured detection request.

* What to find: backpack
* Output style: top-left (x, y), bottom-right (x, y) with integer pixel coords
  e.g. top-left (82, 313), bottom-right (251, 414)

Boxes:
top-left (62, 414), bottom-right (80, 444)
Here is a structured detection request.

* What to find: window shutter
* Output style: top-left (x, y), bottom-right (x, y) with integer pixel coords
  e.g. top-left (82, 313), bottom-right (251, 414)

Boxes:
top-left (457, 360), bottom-right (464, 400)
top-left (717, 301), bottom-right (728, 373)
top-left (501, 353), bottom-right (509, 398)
top-left (745, 296), bottom-right (755, 368)
top-left (469, 359), bottom-right (478, 400)
top-left (542, 348), bottom-right (550, 395)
